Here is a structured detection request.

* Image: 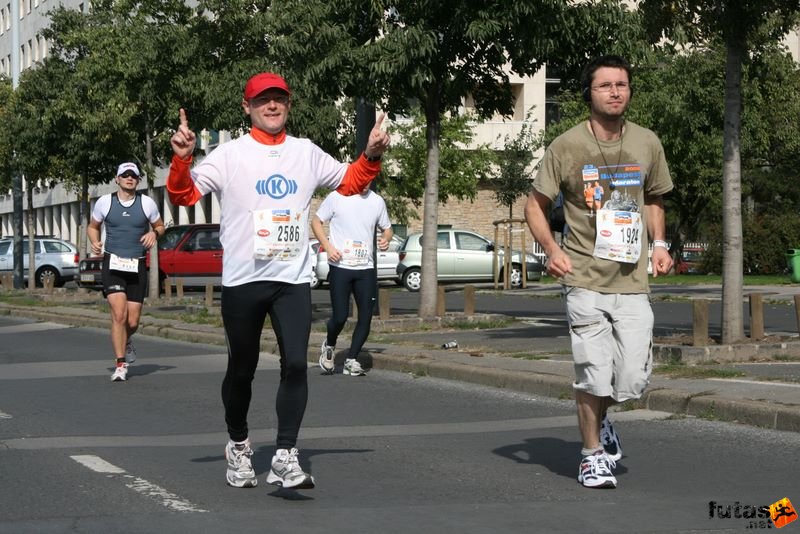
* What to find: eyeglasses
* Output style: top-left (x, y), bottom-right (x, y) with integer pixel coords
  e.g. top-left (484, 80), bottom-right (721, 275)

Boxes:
top-left (251, 94), bottom-right (290, 106)
top-left (592, 81), bottom-right (630, 93)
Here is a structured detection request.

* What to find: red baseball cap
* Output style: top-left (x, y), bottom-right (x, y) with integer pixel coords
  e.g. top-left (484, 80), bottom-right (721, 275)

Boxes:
top-left (243, 72), bottom-right (291, 100)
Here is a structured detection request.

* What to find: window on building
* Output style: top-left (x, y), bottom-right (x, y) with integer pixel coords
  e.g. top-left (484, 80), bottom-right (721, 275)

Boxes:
top-left (32, 37), bottom-right (38, 62)
top-left (0, 7), bottom-right (4, 35)
top-left (39, 35), bottom-right (46, 59)
top-left (544, 76), bottom-right (561, 126)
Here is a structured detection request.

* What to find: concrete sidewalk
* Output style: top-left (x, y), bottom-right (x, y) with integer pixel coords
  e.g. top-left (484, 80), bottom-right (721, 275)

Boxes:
top-left (0, 291), bottom-right (798, 434)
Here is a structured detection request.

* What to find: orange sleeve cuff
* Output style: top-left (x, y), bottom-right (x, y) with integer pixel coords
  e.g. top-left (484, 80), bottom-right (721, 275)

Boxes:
top-left (167, 155), bottom-right (204, 206)
top-left (336, 153), bottom-right (381, 196)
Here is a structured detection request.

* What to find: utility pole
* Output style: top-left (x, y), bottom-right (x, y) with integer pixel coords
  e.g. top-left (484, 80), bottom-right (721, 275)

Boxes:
top-left (11, 0), bottom-right (24, 288)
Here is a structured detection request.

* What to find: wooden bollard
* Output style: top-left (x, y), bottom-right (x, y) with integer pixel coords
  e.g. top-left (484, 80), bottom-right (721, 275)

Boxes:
top-left (176, 278), bottom-right (184, 299)
top-left (0, 272), bottom-right (12, 288)
top-left (205, 284), bottom-right (214, 308)
top-left (378, 287), bottom-right (390, 320)
top-left (748, 293), bottom-right (764, 341)
top-left (437, 286), bottom-right (446, 317)
top-left (164, 277), bottom-right (173, 298)
top-left (693, 299), bottom-right (709, 346)
top-left (464, 285), bottom-right (475, 316)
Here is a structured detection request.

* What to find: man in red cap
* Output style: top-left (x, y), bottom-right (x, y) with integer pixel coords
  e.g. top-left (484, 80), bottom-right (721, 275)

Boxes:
top-left (168, 72), bottom-right (390, 491)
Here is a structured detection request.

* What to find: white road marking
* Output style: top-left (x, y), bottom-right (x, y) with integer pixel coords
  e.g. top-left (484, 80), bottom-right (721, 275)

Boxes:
top-left (70, 455), bottom-right (207, 513)
top-left (4, 410), bottom-right (672, 450)
top-left (0, 409), bottom-right (12, 419)
top-left (0, 322), bottom-right (71, 335)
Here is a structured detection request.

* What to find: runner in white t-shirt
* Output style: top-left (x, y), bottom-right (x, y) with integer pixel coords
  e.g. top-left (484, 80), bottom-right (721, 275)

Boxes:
top-left (312, 186), bottom-right (392, 376)
top-left (167, 72), bottom-right (390, 491)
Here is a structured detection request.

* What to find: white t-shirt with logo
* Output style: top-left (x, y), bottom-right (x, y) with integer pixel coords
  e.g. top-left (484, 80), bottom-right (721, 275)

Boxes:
top-left (316, 190), bottom-right (391, 270)
top-left (190, 134), bottom-right (347, 286)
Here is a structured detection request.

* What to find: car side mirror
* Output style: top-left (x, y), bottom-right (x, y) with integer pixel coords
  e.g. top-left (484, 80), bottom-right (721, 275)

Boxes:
top-left (486, 243), bottom-right (495, 252)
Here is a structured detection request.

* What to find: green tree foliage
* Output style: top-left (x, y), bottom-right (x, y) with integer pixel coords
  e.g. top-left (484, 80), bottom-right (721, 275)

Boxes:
top-left (381, 110), bottom-right (495, 225)
top-left (361, 0), bottom-right (645, 316)
top-left (640, 0), bottom-right (800, 342)
top-left (0, 78), bottom-right (12, 191)
top-left (493, 114), bottom-right (544, 219)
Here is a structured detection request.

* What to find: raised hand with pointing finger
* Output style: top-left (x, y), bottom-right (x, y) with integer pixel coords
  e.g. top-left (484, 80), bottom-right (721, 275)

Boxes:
top-left (170, 108), bottom-right (196, 160)
top-left (364, 113), bottom-right (390, 160)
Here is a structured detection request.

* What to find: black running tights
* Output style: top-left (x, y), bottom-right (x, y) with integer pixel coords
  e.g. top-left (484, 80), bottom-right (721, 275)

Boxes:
top-left (221, 281), bottom-right (311, 449)
top-left (326, 265), bottom-right (377, 358)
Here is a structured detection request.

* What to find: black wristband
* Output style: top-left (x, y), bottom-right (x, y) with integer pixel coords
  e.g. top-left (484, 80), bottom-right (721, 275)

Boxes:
top-left (364, 153), bottom-right (381, 162)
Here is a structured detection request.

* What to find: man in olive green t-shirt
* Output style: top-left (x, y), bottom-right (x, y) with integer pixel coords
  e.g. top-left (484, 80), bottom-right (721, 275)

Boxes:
top-left (525, 55), bottom-right (673, 490)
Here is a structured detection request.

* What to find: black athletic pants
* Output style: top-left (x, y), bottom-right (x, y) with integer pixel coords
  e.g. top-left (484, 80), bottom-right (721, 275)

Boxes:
top-left (221, 281), bottom-right (311, 449)
top-left (325, 265), bottom-right (377, 359)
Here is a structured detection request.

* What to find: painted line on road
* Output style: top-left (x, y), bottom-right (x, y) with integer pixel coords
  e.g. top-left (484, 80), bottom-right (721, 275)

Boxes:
top-left (70, 455), bottom-right (207, 513)
top-left (0, 322), bottom-right (72, 335)
top-left (0, 409), bottom-right (12, 419)
top-left (3, 410), bottom-right (672, 450)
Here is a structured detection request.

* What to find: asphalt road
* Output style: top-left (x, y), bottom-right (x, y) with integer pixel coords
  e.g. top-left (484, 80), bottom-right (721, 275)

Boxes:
top-left (1, 314), bottom-right (798, 533)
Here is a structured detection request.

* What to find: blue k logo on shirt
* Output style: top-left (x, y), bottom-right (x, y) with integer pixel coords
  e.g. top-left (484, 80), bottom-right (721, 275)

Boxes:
top-left (256, 174), bottom-right (298, 199)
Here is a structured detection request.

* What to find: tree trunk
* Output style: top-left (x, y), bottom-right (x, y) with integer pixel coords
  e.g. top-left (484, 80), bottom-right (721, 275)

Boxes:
top-left (418, 89), bottom-right (442, 318)
top-left (721, 39), bottom-right (744, 343)
top-left (78, 172), bottom-right (89, 260)
top-left (26, 178), bottom-right (36, 289)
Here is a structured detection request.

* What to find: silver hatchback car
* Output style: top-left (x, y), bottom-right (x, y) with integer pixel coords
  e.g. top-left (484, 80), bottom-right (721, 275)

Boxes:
top-left (0, 236), bottom-right (80, 287)
top-left (395, 229), bottom-right (544, 292)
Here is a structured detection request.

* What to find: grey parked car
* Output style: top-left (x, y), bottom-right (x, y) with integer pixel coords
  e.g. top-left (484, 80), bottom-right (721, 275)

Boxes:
top-left (395, 229), bottom-right (544, 292)
top-left (0, 236), bottom-right (79, 287)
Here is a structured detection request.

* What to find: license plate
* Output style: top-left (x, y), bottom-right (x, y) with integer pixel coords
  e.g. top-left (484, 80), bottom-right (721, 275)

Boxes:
top-left (80, 274), bottom-right (96, 282)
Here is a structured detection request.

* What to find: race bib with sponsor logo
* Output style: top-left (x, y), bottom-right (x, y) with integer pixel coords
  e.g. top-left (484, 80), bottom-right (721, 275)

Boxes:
top-left (593, 208), bottom-right (642, 264)
top-left (109, 253), bottom-right (139, 273)
top-left (340, 239), bottom-right (369, 266)
top-left (253, 208), bottom-right (306, 261)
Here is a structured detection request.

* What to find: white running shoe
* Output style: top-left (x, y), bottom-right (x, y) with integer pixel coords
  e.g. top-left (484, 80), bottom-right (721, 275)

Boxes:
top-left (111, 363), bottom-right (129, 382)
top-left (600, 414), bottom-right (622, 462)
top-left (319, 341), bottom-right (335, 374)
top-left (578, 451), bottom-right (617, 489)
top-left (343, 358), bottom-right (366, 376)
top-left (225, 440), bottom-right (257, 488)
top-left (125, 340), bottom-right (137, 364)
top-left (266, 448), bottom-right (315, 489)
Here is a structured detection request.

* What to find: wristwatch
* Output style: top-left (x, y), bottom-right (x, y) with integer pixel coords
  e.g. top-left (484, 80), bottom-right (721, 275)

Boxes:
top-left (652, 240), bottom-right (669, 249)
top-left (364, 153), bottom-right (381, 162)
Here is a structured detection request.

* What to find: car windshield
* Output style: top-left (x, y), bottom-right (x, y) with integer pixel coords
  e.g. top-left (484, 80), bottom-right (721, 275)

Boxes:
top-left (159, 227), bottom-right (191, 251)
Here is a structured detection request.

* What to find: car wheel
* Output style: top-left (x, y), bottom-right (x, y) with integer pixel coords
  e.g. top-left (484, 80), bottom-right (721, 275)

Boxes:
top-left (36, 266), bottom-right (61, 288)
top-left (402, 268), bottom-right (422, 292)
top-left (507, 264), bottom-right (523, 288)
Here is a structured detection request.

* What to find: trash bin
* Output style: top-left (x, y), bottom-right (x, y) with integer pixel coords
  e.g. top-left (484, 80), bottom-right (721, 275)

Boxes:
top-left (787, 249), bottom-right (800, 283)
